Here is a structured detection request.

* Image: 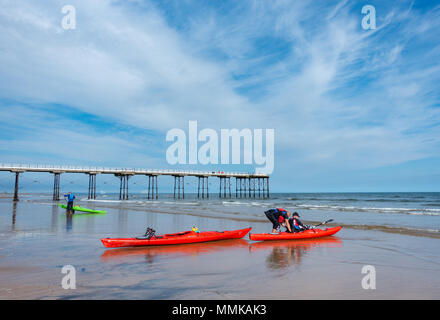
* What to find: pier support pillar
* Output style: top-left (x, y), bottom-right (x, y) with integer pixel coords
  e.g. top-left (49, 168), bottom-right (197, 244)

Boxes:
top-left (266, 177), bottom-right (270, 198)
top-left (242, 178), bottom-right (246, 198)
top-left (118, 175), bottom-right (130, 200)
top-left (218, 177), bottom-right (230, 198)
top-left (235, 178), bottom-right (238, 198)
top-left (13, 172), bottom-right (20, 201)
top-left (258, 178), bottom-right (261, 198)
top-left (93, 174), bottom-right (97, 199)
top-left (219, 177), bottom-right (222, 198)
top-left (156, 176), bottom-right (158, 199)
top-left (224, 177), bottom-right (227, 198)
top-left (52, 173), bottom-right (61, 201)
top-left (205, 176), bottom-right (209, 198)
top-left (119, 175), bottom-right (123, 200)
top-left (147, 175), bottom-right (158, 200)
top-left (88, 174), bottom-right (97, 200)
top-left (237, 177), bottom-right (240, 198)
top-left (237, 177), bottom-right (244, 198)
top-left (173, 175), bottom-right (184, 199)
top-left (126, 175), bottom-right (130, 200)
top-left (197, 176), bottom-right (209, 199)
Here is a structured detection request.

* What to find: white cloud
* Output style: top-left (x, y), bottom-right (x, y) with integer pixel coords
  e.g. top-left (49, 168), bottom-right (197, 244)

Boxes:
top-left (0, 0), bottom-right (439, 188)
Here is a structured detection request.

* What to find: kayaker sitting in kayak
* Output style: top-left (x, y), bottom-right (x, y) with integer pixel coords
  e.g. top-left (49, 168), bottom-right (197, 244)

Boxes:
top-left (265, 208), bottom-right (292, 233)
top-left (288, 212), bottom-right (309, 233)
top-left (63, 192), bottom-right (76, 211)
top-left (143, 227), bottom-right (159, 239)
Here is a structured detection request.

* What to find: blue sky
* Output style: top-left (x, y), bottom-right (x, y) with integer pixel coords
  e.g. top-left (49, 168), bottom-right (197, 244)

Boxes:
top-left (0, 0), bottom-right (439, 192)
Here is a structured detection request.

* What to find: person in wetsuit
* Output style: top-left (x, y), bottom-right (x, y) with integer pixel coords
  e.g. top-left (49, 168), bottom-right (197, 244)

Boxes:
top-left (288, 212), bottom-right (308, 232)
top-left (64, 192), bottom-right (76, 211)
top-left (265, 208), bottom-right (292, 233)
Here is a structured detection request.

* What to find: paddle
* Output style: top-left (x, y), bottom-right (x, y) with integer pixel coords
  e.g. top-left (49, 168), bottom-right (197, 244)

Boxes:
top-left (312, 219), bottom-right (334, 228)
top-left (280, 218), bottom-right (334, 234)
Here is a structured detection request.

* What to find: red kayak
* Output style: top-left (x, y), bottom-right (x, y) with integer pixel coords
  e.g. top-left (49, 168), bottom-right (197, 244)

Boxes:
top-left (249, 226), bottom-right (342, 241)
top-left (101, 227), bottom-right (252, 248)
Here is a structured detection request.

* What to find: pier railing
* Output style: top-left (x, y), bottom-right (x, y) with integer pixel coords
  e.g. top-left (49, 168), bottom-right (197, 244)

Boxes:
top-left (0, 163), bottom-right (268, 177)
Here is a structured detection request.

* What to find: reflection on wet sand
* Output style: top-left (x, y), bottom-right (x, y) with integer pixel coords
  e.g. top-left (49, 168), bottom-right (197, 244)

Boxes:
top-left (62, 208), bottom-right (106, 232)
top-left (51, 203), bottom-right (58, 232)
top-left (11, 201), bottom-right (17, 231)
top-left (66, 211), bottom-right (73, 232)
top-left (101, 238), bottom-right (249, 263)
top-left (250, 237), bottom-right (342, 269)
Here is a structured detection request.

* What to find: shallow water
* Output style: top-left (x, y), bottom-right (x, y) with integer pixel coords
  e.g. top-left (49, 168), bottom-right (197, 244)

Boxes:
top-left (0, 194), bottom-right (439, 299)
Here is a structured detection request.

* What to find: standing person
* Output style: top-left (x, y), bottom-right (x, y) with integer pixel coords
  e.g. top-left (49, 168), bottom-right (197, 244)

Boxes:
top-left (288, 212), bottom-right (308, 233)
top-left (64, 192), bottom-right (76, 211)
top-left (264, 208), bottom-right (292, 233)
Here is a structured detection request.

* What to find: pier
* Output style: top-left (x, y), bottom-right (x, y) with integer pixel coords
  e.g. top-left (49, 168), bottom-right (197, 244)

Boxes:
top-left (0, 164), bottom-right (270, 201)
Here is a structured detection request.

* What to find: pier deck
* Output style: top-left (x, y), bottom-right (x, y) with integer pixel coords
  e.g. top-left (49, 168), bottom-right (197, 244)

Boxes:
top-left (0, 164), bottom-right (270, 201)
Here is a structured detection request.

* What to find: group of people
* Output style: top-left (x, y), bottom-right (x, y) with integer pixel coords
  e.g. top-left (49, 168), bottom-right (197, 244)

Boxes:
top-left (264, 208), bottom-right (309, 233)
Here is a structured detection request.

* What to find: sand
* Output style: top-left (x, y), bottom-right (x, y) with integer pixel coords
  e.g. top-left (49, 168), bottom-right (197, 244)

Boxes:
top-left (0, 197), bottom-right (439, 299)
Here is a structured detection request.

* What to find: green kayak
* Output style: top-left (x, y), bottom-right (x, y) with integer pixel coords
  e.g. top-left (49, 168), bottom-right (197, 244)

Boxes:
top-left (58, 203), bottom-right (106, 214)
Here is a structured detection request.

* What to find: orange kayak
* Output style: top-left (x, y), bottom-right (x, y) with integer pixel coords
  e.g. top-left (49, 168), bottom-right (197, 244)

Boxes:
top-left (249, 226), bottom-right (342, 241)
top-left (101, 227), bottom-right (252, 248)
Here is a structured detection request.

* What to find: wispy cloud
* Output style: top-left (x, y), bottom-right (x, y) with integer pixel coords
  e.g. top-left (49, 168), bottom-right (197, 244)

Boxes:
top-left (0, 0), bottom-right (439, 190)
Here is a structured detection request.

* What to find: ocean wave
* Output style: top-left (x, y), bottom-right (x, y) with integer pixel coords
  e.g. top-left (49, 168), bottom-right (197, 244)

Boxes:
top-left (288, 197), bottom-right (434, 203)
top-left (288, 197), bottom-right (362, 202)
top-left (221, 201), bottom-right (252, 206)
top-left (221, 201), bottom-right (273, 207)
top-left (340, 223), bottom-right (440, 239)
top-left (424, 203), bottom-right (440, 207)
top-left (292, 204), bottom-right (440, 216)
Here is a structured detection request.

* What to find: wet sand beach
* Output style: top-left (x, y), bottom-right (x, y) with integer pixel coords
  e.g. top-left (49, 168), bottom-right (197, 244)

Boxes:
top-left (0, 193), bottom-right (439, 299)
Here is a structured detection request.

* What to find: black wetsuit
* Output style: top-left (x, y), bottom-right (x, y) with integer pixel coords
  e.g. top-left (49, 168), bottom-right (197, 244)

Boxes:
top-left (265, 208), bottom-right (289, 230)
